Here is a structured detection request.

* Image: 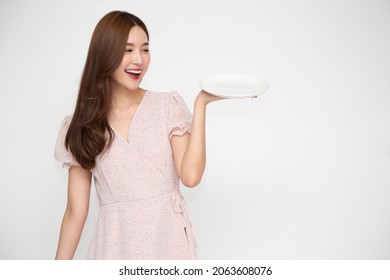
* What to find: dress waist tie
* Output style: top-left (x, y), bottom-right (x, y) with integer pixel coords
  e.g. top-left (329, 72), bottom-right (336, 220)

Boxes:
top-left (172, 188), bottom-right (188, 227)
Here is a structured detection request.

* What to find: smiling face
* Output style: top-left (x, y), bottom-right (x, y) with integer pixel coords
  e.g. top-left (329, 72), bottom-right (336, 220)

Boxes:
top-left (110, 25), bottom-right (150, 94)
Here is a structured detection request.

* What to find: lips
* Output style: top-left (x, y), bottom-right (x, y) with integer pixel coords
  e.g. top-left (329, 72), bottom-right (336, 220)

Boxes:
top-left (125, 68), bottom-right (142, 80)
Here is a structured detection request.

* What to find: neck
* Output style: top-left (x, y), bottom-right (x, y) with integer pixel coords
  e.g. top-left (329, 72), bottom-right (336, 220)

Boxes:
top-left (111, 87), bottom-right (146, 109)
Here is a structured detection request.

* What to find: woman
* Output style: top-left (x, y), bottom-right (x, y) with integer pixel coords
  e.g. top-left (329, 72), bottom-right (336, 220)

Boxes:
top-left (54, 11), bottom-right (221, 259)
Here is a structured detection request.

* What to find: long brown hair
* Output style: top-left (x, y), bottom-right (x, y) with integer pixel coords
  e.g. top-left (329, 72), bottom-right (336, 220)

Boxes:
top-left (65, 11), bottom-right (149, 169)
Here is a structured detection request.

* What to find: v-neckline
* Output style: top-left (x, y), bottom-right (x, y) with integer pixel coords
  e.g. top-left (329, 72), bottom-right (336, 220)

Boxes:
top-left (110, 90), bottom-right (148, 144)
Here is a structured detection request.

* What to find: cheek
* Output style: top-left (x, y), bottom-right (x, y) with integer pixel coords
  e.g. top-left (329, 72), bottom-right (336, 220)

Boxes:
top-left (144, 54), bottom-right (151, 67)
top-left (111, 69), bottom-right (122, 82)
top-left (112, 59), bottom-right (126, 76)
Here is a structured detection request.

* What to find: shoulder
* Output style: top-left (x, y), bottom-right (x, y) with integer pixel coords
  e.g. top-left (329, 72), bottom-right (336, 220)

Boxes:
top-left (146, 90), bottom-right (188, 109)
top-left (146, 90), bottom-right (183, 101)
top-left (59, 114), bottom-right (73, 124)
top-left (55, 115), bottom-right (73, 135)
top-left (148, 90), bottom-right (188, 105)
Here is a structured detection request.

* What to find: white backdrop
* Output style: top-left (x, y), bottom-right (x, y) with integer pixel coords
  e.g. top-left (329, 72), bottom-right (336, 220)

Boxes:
top-left (0, 0), bottom-right (389, 259)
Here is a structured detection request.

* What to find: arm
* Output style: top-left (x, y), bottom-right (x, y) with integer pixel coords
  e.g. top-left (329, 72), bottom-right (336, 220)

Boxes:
top-left (55, 165), bottom-right (92, 259)
top-left (171, 90), bottom-right (222, 188)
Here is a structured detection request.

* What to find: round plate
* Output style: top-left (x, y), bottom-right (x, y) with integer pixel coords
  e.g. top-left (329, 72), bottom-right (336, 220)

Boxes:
top-left (199, 74), bottom-right (269, 98)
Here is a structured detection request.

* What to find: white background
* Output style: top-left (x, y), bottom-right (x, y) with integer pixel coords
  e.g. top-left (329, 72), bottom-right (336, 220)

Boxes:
top-left (0, 0), bottom-right (389, 259)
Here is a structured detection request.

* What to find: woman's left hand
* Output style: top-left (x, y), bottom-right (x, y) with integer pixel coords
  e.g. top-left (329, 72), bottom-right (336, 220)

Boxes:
top-left (195, 90), bottom-right (224, 106)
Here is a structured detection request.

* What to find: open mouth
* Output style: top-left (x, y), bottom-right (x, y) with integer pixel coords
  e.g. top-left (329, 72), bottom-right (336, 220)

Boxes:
top-left (125, 69), bottom-right (142, 79)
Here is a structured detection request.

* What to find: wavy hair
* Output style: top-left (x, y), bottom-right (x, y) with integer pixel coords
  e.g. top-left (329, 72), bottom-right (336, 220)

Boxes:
top-left (65, 11), bottom-right (149, 169)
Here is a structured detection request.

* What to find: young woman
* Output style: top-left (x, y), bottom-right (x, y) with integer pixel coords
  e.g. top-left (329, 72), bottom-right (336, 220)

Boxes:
top-left (54, 11), bottom-right (221, 259)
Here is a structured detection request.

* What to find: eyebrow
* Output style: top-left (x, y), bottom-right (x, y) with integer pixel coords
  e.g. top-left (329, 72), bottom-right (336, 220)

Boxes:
top-left (126, 42), bottom-right (149, 47)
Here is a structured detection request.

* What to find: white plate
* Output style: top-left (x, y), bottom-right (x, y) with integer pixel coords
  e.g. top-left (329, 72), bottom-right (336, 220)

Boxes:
top-left (199, 74), bottom-right (269, 98)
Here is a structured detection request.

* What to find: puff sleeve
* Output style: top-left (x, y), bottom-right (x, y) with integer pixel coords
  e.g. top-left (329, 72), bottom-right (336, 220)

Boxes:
top-left (54, 115), bottom-right (80, 169)
top-left (168, 91), bottom-right (192, 139)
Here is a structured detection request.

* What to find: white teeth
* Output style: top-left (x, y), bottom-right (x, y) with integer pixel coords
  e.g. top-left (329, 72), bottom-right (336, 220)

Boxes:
top-left (125, 69), bottom-right (142, 75)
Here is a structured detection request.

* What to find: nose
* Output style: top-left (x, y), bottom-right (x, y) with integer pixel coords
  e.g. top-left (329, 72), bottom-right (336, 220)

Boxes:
top-left (132, 50), bottom-right (143, 66)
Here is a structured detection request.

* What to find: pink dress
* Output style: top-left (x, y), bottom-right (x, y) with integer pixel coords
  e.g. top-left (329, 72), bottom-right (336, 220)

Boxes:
top-left (54, 91), bottom-right (197, 259)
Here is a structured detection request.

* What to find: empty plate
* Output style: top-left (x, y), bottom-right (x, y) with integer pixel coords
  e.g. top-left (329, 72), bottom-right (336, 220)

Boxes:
top-left (199, 74), bottom-right (269, 98)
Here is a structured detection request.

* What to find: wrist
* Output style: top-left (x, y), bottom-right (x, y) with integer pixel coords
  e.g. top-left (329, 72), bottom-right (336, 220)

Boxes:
top-left (195, 95), bottom-right (208, 108)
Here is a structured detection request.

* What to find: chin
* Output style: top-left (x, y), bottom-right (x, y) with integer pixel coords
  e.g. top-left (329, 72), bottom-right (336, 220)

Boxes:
top-left (126, 82), bottom-right (142, 92)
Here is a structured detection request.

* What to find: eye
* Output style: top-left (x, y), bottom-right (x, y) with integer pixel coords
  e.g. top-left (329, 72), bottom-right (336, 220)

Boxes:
top-left (125, 49), bottom-right (133, 52)
top-left (142, 48), bottom-right (150, 53)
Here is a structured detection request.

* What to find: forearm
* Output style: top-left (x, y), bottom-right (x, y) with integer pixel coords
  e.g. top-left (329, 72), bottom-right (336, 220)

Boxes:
top-left (55, 209), bottom-right (87, 260)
